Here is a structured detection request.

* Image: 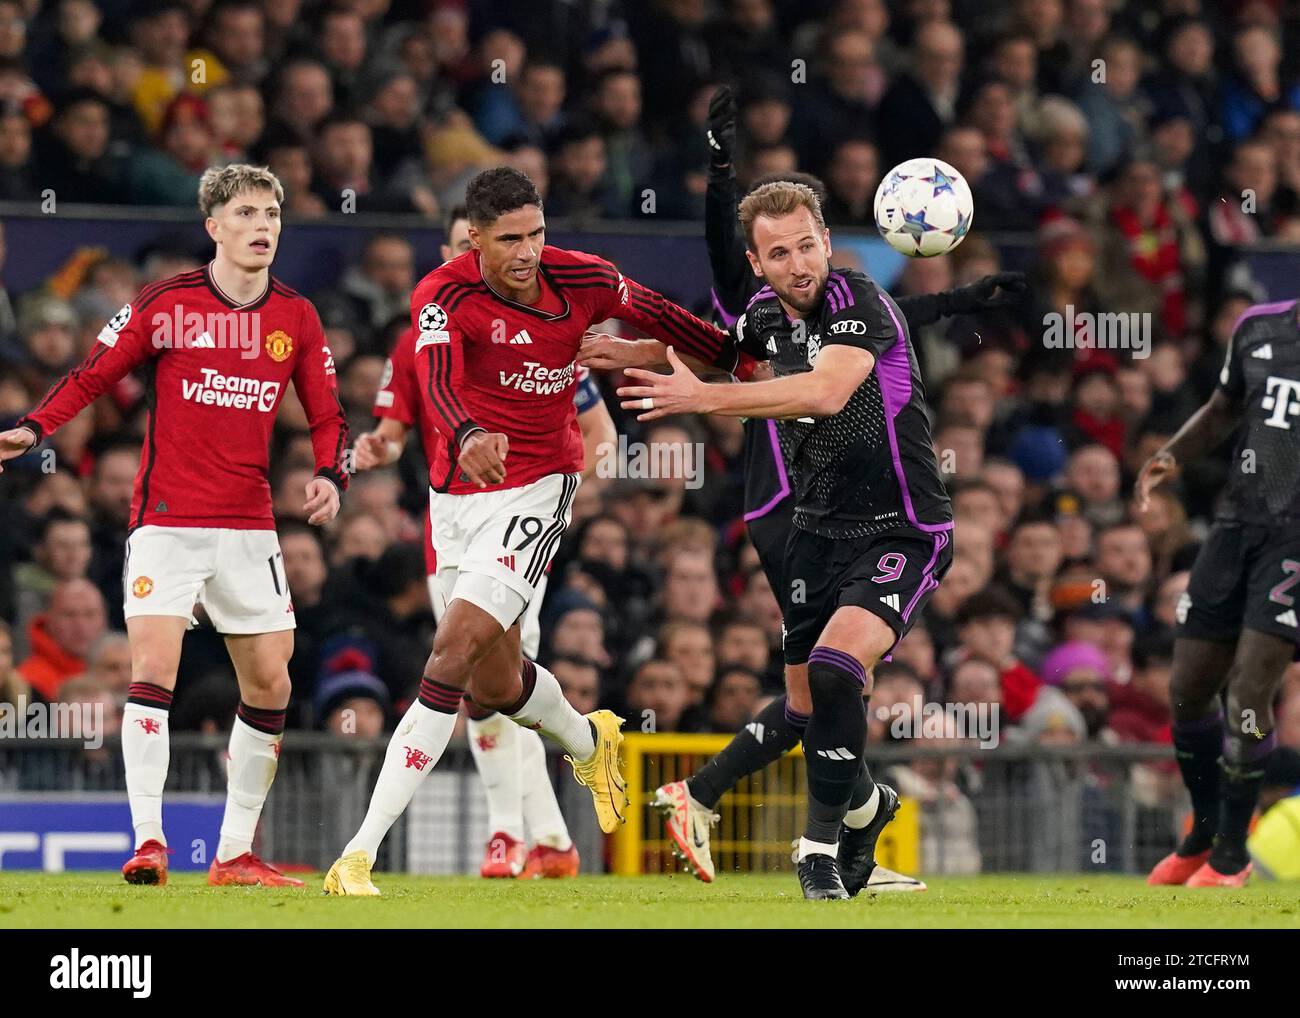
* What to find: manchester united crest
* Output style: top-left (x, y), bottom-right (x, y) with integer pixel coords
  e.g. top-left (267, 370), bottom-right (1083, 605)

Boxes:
top-left (132, 576), bottom-right (154, 598)
top-left (265, 330), bottom-right (293, 362)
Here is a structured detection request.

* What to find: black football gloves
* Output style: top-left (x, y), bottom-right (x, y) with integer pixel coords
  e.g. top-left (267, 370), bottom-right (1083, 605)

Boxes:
top-left (941, 271), bottom-right (1029, 315)
top-left (706, 85), bottom-right (737, 171)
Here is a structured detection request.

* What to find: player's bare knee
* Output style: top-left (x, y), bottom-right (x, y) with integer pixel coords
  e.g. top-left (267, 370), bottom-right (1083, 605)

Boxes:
top-left (784, 666), bottom-right (812, 714)
top-left (466, 681), bottom-right (512, 712)
top-left (130, 645), bottom-right (179, 689)
top-left (240, 664), bottom-right (290, 703)
top-left (425, 630), bottom-right (490, 689)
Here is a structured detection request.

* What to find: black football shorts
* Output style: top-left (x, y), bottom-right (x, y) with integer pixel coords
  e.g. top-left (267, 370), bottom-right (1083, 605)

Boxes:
top-left (1179, 521), bottom-right (1300, 644)
top-left (780, 524), bottom-right (953, 665)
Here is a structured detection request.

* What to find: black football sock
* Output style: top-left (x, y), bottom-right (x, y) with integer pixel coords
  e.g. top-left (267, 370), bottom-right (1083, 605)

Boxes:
top-left (1212, 732), bottom-right (1276, 872)
top-left (801, 648), bottom-right (867, 845)
top-left (686, 695), bottom-right (802, 810)
top-left (1172, 711), bottom-right (1223, 855)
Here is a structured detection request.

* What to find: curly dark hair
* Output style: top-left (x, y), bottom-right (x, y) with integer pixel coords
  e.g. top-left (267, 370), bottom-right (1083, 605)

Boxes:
top-left (464, 167), bottom-right (543, 226)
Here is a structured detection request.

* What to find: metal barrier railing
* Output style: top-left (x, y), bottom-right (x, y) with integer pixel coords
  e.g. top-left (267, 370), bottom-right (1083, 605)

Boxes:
top-left (0, 734), bottom-right (1184, 876)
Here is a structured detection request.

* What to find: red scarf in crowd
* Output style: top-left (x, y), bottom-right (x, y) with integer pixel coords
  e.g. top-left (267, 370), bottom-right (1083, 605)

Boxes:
top-left (1109, 202), bottom-right (1186, 337)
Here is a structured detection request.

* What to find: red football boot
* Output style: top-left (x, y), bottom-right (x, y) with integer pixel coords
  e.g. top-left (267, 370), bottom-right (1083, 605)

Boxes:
top-left (480, 832), bottom-right (528, 878)
top-left (208, 852), bottom-right (305, 887)
top-left (122, 840), bottom-right (171, 886)
top-left (1147, 849), bottom-right (1211, 886)
top-left (1185, 860), bottom-right (1253, 888)
top-left (522, 843), bottom-right (580, 879)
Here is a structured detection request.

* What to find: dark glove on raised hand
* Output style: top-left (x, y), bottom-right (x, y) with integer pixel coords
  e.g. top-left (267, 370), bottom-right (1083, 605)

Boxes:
top-left (706, 85), bottom-right (737, 171)
top-left (942, 271), bottom-right (1029, 315)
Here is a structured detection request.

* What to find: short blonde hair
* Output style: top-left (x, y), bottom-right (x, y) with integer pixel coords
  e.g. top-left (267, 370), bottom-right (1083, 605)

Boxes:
top-left (738, 180), bottom-right (826, 251)
top-left (198, 164), bottom-right (285, 217)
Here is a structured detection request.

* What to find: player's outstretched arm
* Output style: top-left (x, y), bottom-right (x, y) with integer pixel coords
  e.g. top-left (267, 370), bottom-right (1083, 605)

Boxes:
top-left (894, 271), bottom-right (1029, 330)
top-left (578, 331), bottom-right (730, 378)
top-left (0, 426), bottom-right (38, 473)
top-left (13, 300), bottom-right (156, 450)
top-left (1135, 389), bottom-right (1237, 512)
top-left (703, 85), bottom-right (749, 309)
top-left (617, 345), bottom-right (872, 422)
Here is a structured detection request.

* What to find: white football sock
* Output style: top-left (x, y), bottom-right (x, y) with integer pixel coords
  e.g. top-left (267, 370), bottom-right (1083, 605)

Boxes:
top-left (122, 703), bottom-right (170, 849)
top-left (519, 725), bottom-right (572, 850)
top-left (843, 782), bottom-right (881, 830)
top-left (344, 701), bottom-right (456, 859)
top-left (217, 718), bottom-right (282, 863)
top-left (467, 713), bottom-right (525, 841)
top-left (508, 662), bottom-right (595, 760)
top-left (797, 837), bottom-right (840, 861)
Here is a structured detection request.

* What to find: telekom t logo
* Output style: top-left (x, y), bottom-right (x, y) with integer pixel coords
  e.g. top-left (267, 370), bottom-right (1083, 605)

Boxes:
top-left (1262, 376), bottom-right (1300, 429)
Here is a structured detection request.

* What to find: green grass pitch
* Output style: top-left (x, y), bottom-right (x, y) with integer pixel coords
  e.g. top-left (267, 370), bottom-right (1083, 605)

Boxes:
top-left (2, 873), bottom-right (1298, 928)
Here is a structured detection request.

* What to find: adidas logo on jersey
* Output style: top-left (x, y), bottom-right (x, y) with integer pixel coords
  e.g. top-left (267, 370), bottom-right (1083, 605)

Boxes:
top-left (816, 747), bottom-right (855, 760)
top-left (879, 593), bottom-right (901, 612)
top-left (1252, 344), bottom-right (1273, 359)
top-left (191, 331), bottom-right (215, 349)
top-left (497, 554), bottom-right (516, 570)
top-left (1276, 609), bottom-right (1298, 628)
top-left (510, 329), bottom-right (533, 345)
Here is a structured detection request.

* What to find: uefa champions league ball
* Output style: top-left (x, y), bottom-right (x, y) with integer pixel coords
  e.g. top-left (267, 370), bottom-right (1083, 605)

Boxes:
top-left (873, 157), bottom-right (974, 257)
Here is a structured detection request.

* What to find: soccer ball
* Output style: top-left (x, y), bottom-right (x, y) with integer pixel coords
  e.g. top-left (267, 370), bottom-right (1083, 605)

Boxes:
top-left (873, 157), bottom-right (974, 257)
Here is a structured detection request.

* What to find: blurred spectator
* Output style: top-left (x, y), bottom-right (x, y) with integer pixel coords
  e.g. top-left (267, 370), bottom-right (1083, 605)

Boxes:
top-left (35, 87), bottom-right (127, 204)
top-left (0, 106), bottom-right (36, 199)
top-left (953, 586), bottom-right (1042, 722)
top-left (714, 615), bottom-right (773, 685)
top-left (311, 111), bottom-right (431, 215)
top-left (706, 663), bottom-right (761, 733)
top-left (11, 508), bottom-right (92, 655)
top-left (592, 67), bottom-right (651, 218)
top-left (551, 655), bottom-right (601, 715)
top-left (1038, 639), bottom-right (1110, 739)
top-left (1208, 138), bottom-right (1285, 245)
top-left (822, 137), bottom-right (879, 228)
top-left (84, 630), bottom-right (131, 699)
top-left (1063, 444), bottom-right (1123, 528)
top-left (270, 57), bottom-right (333, 141)
top-left (866, 660), bottom-right (925, 743)
top-left (657, 619), bottom-right (715, 707)
top-left (17, 578), bottom-right (106, 701)
top-left (624, 657), bottom-right (704, 734)
top-left (1092, 521), bottom-right (1152, 617)
top-left (876, 19), bottom-right (962, 168)
top-left (126, 93), bottom-right (210, 205)
top-left (545, 118), bottom-right (613, 220)
top-left (336, 232), bottom-right (414, 342)
top-left (658, 548), bottom-right (720, 627)
top-left (315, 669), bottom-right (389, 736)
top-left (1220, 23), bottom-right (1300, 143)
top-left (545, 594), bottom-right (611, 672)
top-left (1074, 35), bottom-right (1147, 177)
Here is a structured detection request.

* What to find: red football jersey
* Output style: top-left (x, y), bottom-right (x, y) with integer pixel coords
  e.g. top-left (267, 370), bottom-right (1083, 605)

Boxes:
top-left (409, 245), bottom-right (727, 494)
top-left (20, 264), bottom-right (349, 530)
top-left (375, 324), bottom-right (604, 573)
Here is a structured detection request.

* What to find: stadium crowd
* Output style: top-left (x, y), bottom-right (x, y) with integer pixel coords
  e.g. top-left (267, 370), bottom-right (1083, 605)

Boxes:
top-left (2, 0), bottom-right (1300, 843)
